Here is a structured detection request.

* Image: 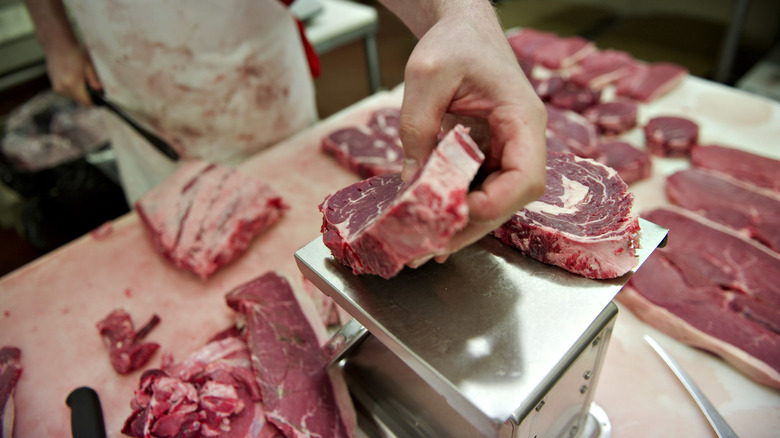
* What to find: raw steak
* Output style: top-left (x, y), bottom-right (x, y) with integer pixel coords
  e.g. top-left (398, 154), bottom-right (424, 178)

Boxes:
top-left (615, 62), bottom-right (687, 102)
top-left (322, 126), bottom-right (404, 178)
top-left (548, 82), bottom-right (602, 113)
top-left (545, 105), bottom-right (599, 158)
top-left (320, 125), bottom-right (484, 279)
top-left (619, 207), bottom-right (780, 389)
top-left (97, 309), bottom-right (160, 375)
top-left (493, 152), bottom-right (640, 279)
top-left (366, 107), bottom-right (401, 140)
top-left (690, 144), bottom-right (780, 192)
top-left (530, 75), bottom-right (566, 101)
top-left (666, 168), bottom-right (780, 251)
top-left (569, 49), bottom-right (635, 89)
top-left (583, 100), bottom-right (638, 136)
top-left (594, 140), bottom-right (652, 185)
top-left (123, 336), bottom-right (283, 438)
top-left (643, 116), bottom-right (699, 157)
top-left (226, 272), bottom-right (356, 438)
top-left (1, 347), bottom-right (22, 438)
top-left (507, 28), bottom-right (559, 63)
top-left (136, 160), bottom-right (287, 280)
top-left (533, 35), bottom-right (595, 70)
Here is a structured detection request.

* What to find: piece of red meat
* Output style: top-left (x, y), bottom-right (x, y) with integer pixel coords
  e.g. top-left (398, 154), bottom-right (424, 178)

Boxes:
top-left (493, 152), bottom-right (641, 279)
top-left (593, 140), bottom-right (652, 185)
top-left (615, 62), bottom-right (687, 102)
top-left (643, 116), bottom-right (699, 157)
top-left (619, 207), bottom-right (780, 389)
top-left (569, 49), bottom-right (635, 89)
top-left (135, 160), bottom-right (287, 280)
top-left (319, 125), bottom-right (484, 279)
top-left (548, 82), bottom-right (602, 113)
top-left (1, 347), bottom-right (22, 438)
top-left (690, 144), bottom-right (780, 192)
top-left (225, 272), bottom-right (356, 438)
top-left (533, 35), bottom-right (595, 70)
top-left (96, 309), bottom-right (160, 375)
top-left (545, 105), bottom-right (599, 158)
top-left (366, 107), bottom-right (401, 140)
top-left (322, 126), bottom-right (404, 178)
top-left (507, 28), bottom-right (559, 64)
top-left (122, 336), bottom-right (283, 438)
top-left (530, 75), bottom-right (566, 101)
top-left (583, 100), bottom-right (638, 136)
top-left (666, 168), bottom-right (780, 251)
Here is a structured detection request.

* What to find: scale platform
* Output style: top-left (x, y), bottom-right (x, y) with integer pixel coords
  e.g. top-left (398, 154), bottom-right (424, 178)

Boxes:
top-left (295, 219), bottom-right (668, 437)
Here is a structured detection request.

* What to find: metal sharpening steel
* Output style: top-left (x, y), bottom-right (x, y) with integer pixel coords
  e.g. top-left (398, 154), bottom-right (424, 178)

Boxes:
top-left (295, 219), bottom-right (669, 438)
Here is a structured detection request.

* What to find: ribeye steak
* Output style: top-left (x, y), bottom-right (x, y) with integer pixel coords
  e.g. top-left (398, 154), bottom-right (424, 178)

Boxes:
top-left (493, 152), bottom-right (641, 279)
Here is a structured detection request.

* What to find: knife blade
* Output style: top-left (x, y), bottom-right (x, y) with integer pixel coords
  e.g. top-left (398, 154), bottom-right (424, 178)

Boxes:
top-left (86, 84), bottom-right (180, 161)
top-left (644, 335), bottom-right (739, 438)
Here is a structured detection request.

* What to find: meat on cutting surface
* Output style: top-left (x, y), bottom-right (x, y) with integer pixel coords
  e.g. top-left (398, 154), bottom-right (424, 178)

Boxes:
top-left (615, 62), bottom-right (687, 102)
top-left (583, 100), bottom-right (638, 136)
top-left (226, 272), bottom-right (356, 438)
top-left (530, 75), bottom-right (566, 102)
top-left (322, 108), bottom-right (404, 178)
top-left (135, 160), bottom-right (287, 280)
top-left (548, 82), bottom-right (602, 113)
top-left (690, 144), bottom-right (780, 192)
top-left (320, 125), bottom-right (484, 279)
top-left (507, 28), bottom-right (559, 64)
top-left (545, 105), bottom-right (599, 158)
top-left (1, 347), bottom-right (22, 438)
top-left (123, 336), bottom-right (283, 438)
top-left (569, 49), bottom-right (635, 89)
top-left (594, 140), bottom-right (652, 185)
top-left (493, 152), bottom-right (641, 279)
top-left (643, 116), bottom-right (699, 158)
top-left (619, 207), bottom-right (780, 389)
top-left (666, 168), bottom-right (780, 251)
top-left (533, 35), bottom-right (595, 70)
top-left (97, 309), bottom-right (160, 375)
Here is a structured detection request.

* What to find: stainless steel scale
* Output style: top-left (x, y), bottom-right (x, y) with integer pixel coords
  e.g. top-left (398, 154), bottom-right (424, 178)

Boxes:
top-left (295, 219), bottom-right (668, 438)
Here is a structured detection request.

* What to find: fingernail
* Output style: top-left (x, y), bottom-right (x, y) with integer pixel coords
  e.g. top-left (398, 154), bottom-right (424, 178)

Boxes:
top-left (401, 158), bottom-right (419, 182)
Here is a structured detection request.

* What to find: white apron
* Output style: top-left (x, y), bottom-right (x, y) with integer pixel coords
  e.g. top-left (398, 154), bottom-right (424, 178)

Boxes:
top-left (64, 0), bottom-right (318, 203)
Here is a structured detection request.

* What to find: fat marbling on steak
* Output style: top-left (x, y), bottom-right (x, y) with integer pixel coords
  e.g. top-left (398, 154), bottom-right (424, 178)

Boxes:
top-left (319, 125), bottom-right (484, 279)
top-left (493, 152), bottom-right (641, 279)
top-left (135, 160), bottom-right (287, 280)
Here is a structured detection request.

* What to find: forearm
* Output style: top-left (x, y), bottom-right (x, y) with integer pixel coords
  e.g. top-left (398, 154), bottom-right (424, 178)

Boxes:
top-left (377, 0), bottom-right (503, 39)
top-left (23, 0), bottom-right (81, 54)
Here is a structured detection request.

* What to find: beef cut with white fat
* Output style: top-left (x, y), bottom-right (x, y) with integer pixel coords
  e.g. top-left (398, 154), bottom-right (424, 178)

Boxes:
top-left (545, 105), bottom-right (599, 158)
top-left (666, 168), bottom-right (780, 251)
top-left (135, 160), bottom-right (287, 280)
top-left (320, 125), bottom-right (484, 279)
top-left (226, 272), bottom-right (356, 438)
top-left (690, 144), bottom-right (780, 192)
top-left (122, 336), bottom-right (282, 438)
top-left (583, 100), bottom-right (638, 136)
top-left (493, 152), bottom-right (640, 279)
top-left (643, 116), bottom-right (699, 157)
top-left (1, 347), bottom-right (22, 438)
top-left (322, 108), bottom-right (404, 178)
top-left (620, 207), bottom-right (780, 389)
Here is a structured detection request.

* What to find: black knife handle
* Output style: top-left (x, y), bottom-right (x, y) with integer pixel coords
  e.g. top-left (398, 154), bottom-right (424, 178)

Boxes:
top-left (66, 386), bottom-right (107, 438)
top-left (85, 83), bottom-right (180, 161)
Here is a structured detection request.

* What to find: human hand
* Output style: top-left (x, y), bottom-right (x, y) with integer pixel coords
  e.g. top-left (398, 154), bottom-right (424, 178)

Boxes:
top-left (45, 44), bottom-right (101, 106)
top-left (398, 3), bottom-right (547, 261)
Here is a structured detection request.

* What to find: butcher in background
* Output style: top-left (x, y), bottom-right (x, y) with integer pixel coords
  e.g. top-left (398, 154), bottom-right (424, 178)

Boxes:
top-left (23, 0), bottom-right (546, 259)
